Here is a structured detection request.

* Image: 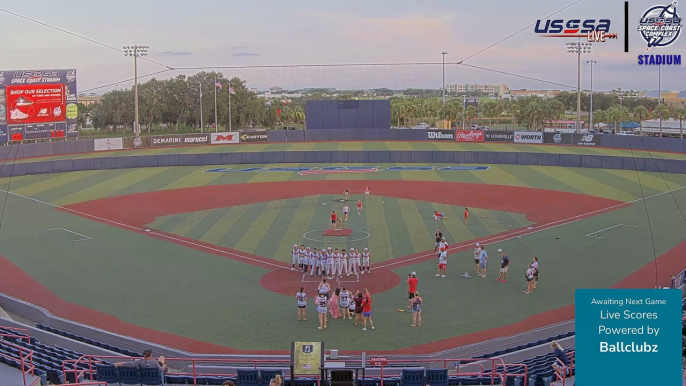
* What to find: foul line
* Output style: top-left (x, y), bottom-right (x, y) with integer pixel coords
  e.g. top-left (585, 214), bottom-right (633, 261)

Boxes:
top-left (1, 184), bottom-right (684, 272)
top-left (0, 188), bottom-right (287, 270)
top-left (375, 185), bottom-right (686, 269)
top-left (44, 228), bottom-right (91, 242)
top-left (585, 224), bottom-right (638, 239)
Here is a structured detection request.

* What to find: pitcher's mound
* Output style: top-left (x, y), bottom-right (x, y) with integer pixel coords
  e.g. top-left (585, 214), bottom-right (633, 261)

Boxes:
top-left (322, 228), bottom-right (353, 237)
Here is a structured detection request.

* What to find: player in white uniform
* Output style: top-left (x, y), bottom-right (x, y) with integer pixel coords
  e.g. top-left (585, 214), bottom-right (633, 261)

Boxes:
top-left (296, 287), bottom-right (307, 321)
top-left (342, 249), bottom-right (350, 276)
top-left (310, 248), bottom-right (319, 276)
top-left (303, 247), bottom-right (312, 274)
top-left (339, 287), bottom-right (351, 320)
top-left (334, 249), bottom-right (343, 279)
top-left (315, 290), bottom-right (328, 329)
top-left (348, 248), bottom-right (358, 275)
top-left (292, 244), bottom-right (299, 271)
top-left (298, 245), bottom-right (307, 272)
top-left (325, 248), bottom-right (334, 279)
top-left (354, 248), bottom-right (362, 274)
top-left (437, 247), bottom-right (448, 278)
top-left (362, 248), bottom-right (371, 274)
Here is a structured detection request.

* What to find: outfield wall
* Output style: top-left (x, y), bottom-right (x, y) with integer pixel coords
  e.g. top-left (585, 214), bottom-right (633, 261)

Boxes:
top-left (2, 150), bottom-right (686, 178)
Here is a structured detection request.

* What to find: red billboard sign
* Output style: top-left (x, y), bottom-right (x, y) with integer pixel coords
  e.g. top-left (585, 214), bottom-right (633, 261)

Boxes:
top-left (6, 84), bottom-right (66, 125)
top-left (455, 129), bottom-right (484, 142)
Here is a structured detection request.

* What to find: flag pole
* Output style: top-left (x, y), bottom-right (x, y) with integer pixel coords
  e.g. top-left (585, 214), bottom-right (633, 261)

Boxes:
top-left (199, 83), bottom-right (204, 133)
top-left (214, 77), bottom-right (218, 133)
top-left (228, 81), bottom-right (232, 132)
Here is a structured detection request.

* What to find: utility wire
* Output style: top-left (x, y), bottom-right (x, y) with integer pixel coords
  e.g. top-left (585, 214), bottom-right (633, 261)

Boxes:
top-left (460, 0), bottom-right (582, 63)
top-left (0, 7), bottom-right (172, 70)
top-left (459, 63), bottom-right (589, 91)
top-left (79, 69), bottom-right (174, 94)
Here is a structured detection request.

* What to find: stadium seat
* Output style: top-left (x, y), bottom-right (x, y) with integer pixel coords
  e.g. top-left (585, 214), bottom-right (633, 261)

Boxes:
top-left (425, 369), bottom-right (448, 386)
top-left (140, 367), bottom-right (164, 385)
top-left (238, 369), bottom-right (261, 386)
top-left (96, 364), bottom-right (119, 383)
top-left (358, 378), bottom-right (378, 386)
top-left (261, 369), bottom-right (284, 385)
top-left (165, 374), bottom-right (193, 384)
top-left (118, 367), bottom-right (140, 385)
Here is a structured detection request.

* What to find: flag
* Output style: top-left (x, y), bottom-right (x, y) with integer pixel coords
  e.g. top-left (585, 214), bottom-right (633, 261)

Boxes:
top-left (215, 80), bottom-right (222, 90)
top-left (229, 86), bottom-right (236, 95)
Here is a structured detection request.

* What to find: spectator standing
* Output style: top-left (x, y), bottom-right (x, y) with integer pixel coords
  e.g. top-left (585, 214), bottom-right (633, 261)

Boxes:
top-left (532, 257), bottom-right (539, 290)
top-left (525, 264), bottom-right (535, 295)
top-left (354, 291), bottom-right (364, 326)
top-left (434, 228), bottom-right (442, 253)
top-left (474, 243), bottom-right (481, 275)
top-left (479, 246), bottom-right (488, 278)
top-left (361, 288), bottom-right (375, 331)
top-left (329, 288), bottom-right (341, 319)
top-left (496, 249), bottom-right (509, 283)
top-left (330, 211), bottom-right (337, 229)
top-left (411, 291), bottom-right (423, 327)
top-left (406, 272), bottom-right (418, 309)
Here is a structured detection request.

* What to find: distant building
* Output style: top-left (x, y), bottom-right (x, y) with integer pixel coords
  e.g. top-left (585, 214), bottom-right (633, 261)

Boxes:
top-left (445, 84), bottom-right (509, 96)
top-left (509, 90), bottom-right (560, 99)
top-left (249, 88), bottom-right (258, 94)
top-left (269, 86), bottom-right (283, 93)
top-left (78, 95), bottom-right (102, 107)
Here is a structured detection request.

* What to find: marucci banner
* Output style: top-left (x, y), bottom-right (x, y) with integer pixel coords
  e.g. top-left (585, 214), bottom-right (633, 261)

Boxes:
top-left (182, 133), bottom-right (210, 145)
top-left (211, 132), bottom-right (240, 144)
top-left (484, 131), bottom-right (514, 142)
top-left (240, 131), bottom-right (269, 143)
top-left (426, 129), bottom-right (455, 141)
top-left (455, 130), bottom-right (484, 142)
top-left (514, 131), bottom-right (543, 144)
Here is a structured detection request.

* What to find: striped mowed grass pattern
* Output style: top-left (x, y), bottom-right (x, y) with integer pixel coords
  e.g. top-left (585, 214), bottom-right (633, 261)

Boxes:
top-left (148, 195), bottom-right (533, 262)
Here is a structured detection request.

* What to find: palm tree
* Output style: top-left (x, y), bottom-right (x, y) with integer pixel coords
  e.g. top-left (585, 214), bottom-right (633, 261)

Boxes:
top-left (632, 106), bottom-right (649, 135)
top-left (673, 107), bottom-right (686, 139)
top-left (593, 109), bottom-right (607, 131)
top-left (481, 101), bottom-right (502, 126)
top-left (654, 104), bottom-right (671, 137)
top-left (607, 105), bottom-right (631, 134)
top-left (464, 106), bottom-right (478, 127)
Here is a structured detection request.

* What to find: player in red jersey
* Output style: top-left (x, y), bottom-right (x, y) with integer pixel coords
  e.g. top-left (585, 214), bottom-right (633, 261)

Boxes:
top-left (357, 200), bottom-right (363, 215)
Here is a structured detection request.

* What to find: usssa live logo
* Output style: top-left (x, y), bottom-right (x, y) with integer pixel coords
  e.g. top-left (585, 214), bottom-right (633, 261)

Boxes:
top-left (534, 19), bottom-right (616, 42)
top-left (637, 2), bottom-right (682, 65)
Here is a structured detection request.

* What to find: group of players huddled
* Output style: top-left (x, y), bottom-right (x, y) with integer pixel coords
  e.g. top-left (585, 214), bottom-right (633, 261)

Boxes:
top-left (292, 244), bottom-right (371, 278)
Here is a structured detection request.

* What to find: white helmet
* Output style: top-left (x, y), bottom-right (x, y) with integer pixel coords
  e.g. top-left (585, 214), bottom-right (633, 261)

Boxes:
top-left (328, 247), bottom-right (332, 250)
top-left (364, 247), bottom-right (368, 251)
top-left (294, 244), bottom-right (298, 247)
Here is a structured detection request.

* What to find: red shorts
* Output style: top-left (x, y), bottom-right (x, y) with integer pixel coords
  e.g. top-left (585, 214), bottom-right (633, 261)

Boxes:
top-left (438, 263), bottom-right (446, 270)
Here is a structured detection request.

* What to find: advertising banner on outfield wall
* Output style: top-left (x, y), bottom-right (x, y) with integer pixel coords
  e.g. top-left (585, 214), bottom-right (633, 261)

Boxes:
top-left (426, 129), bottom-right (454, 141)
top-left (94, 137), bottom-right (124, 151)
top-left (211, 132), bottom-right (240, 144)
top-left (514, 131), bottom-right (543, 144)
top-left (543, 132), bottom-right (572, 145)
top-left (572, 133), bottom-right (601, 146)
top-left (455, 129), bottom-right (484, 142)
top-left (484, 131), bottom-right (514, 142)
top-left (182, 133), bottom-right (210, 145)
top-left (239, 130), bottom-right (269, 143)
top-left (124, 136), bottom-right (151, 149)
top-left (0, 126), bottom-right (7, 144)
top-left (152, 135), bottom-right (182, 147)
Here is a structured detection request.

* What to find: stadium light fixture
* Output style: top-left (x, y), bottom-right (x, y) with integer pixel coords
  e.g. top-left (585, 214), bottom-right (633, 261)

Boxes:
top-left (123, 45), bottom-right (149, 136)
top-left (441, 52), bottom-right (448, 105)
top-left (567, 40), bottom-right (592, 133)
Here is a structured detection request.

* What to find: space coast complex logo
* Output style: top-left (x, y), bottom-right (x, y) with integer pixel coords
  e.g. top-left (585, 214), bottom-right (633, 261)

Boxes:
top-left (638, 2), bottom-right (682, 65)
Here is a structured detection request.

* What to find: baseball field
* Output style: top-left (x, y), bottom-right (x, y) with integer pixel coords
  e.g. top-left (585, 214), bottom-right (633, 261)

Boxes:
top-left (0, 141), bottom-right (684, 355)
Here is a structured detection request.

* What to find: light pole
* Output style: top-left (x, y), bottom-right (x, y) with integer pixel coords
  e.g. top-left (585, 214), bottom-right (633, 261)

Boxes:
top-left (441, 52), bottom-right (448, 105)
top-left (123, 45), bottom-right (149, 136)
top-left (567, 40), bottom-right (592, 133)
top-left (658, 64), bottom-right (662, 137)
top-left (587, 60), bottom-right (597, 130)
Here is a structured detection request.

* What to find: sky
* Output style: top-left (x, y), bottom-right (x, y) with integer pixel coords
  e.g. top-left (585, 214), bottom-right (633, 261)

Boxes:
top-left (1, 0), bottom-right (684, 94)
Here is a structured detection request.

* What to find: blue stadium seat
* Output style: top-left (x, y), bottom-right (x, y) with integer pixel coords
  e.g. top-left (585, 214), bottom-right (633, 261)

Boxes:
top-left (45, 369), bottom-right (64, 385)
top-left (358, 378), bottom-right (378, 386)
top-left (96, 364), bottom-right (119, 384)
top-left (118, 367), bottom-right (140, 385)
top-left (261, 369), bottom-right (283, 385)
top-left (206, 377), bottom-right (233, 385)
top-left (425, 369), bottom-right (448, 386)
top-left (140, 367), bottom-right (164, 385)
top-left (400, 369), bottom-right (425, 386)
top-left (237, 369), bottom-right (261, 386)
top-left (165, 375), bottom-right (193, 384)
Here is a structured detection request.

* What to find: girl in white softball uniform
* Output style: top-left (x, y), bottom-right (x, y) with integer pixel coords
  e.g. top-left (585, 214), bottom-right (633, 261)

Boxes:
top-left (292, 244), bottom-right (299, 271)
top-left (326, 248), bottom-right (335, 279)
top-left (335, 249), bottom-right (344, 278)
top-left (362, 248), bottom-right (371, 274)
top-left (348, 248), bottom-right (358, 275)
top-left (310, 248), bottom-right (319, 276)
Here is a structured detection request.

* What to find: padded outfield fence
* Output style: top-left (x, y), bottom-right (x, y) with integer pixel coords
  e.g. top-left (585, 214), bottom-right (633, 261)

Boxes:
top-left (1, 129), bottom-right (686, 177)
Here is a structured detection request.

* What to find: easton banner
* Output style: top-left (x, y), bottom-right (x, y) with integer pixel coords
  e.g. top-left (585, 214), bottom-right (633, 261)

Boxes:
top-left (240, 130), bottom-right (269, 143)
top-left (426, 129), bottom-right (455, 141)
top-left (455, 129), bottom-right (484, 142)
top-left (211, 132), bottom-right (240, 144)
top-left (484, 131), bottom-right (514, 142)
top-left (0, 69), bottom-right (78, 140)
top-left (514, 131), bottom-right (543, 144)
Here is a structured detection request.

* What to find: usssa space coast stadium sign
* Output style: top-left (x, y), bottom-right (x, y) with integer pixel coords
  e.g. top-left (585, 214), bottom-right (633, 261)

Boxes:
top-left (0, 69), bottom-right (78, 142)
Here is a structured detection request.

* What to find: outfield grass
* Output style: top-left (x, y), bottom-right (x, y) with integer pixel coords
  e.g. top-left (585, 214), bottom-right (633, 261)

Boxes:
top-left (8, 141), bottom-right (686, 164)
top-left (149, 195), bottom-right (532, 262)
top-left (0, 164), bottom-right (685, 351)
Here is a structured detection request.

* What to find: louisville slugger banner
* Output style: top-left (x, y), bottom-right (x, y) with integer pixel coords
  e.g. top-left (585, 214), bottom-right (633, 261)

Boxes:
top-left (182, 133), bottom-right (210, 145)
top-left (572, 133), bottom-right (600, 146)
top-left (426, 129), bottom-right (454, 141)
top-left (152, 135), bottom-right (182, 147)
top-left (94, 137), bottom-right (124, 151)
top-left (211, 132), bottom-right (240, 144)
top-left (543, 132), bottom-right (572, 145)
top-left (240, 130), bottom-right (269, 143)
top-left (455, 129), bottom-right (484, 142)
top-left (0, 69), bottom-right (78, 140)
top-left (484, 131), bottom-right (514, 142)
top-left (514, 131), bottom-right (543, 144)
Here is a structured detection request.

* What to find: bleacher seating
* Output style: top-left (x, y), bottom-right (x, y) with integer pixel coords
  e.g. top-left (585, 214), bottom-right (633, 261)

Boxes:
top-left (35, 323), bottom-right (143, 357)
top-left (474, 331), bottom-right (575, 359)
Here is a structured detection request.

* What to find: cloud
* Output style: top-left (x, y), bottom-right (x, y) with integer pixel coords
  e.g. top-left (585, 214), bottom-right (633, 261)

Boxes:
top-left (229, 45), bottom-right (249, 50)
top-left (233, 52), bottom-right (259, 57)
top-left (159, 51), bottom-right (194, 56)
